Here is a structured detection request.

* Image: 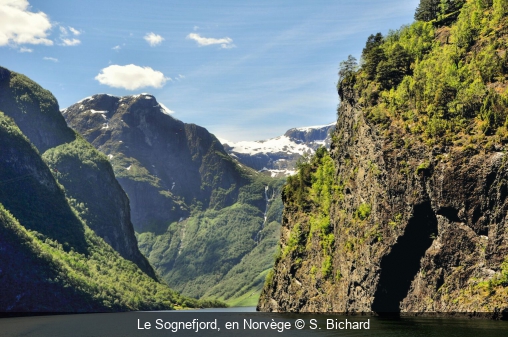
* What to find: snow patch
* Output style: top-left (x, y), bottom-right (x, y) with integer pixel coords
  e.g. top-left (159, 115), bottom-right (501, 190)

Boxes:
top-left (77, 96), bottom-right (94, 104)
top-left (126, 165), bottom-right (132, 171)
top-left (91, 109), bottom-right (108, 114)
top-left (228, 135), bottom-right (313, 156)
top-left (108, 154), bottom-right (113, 160)
top-left (293, 122), bottom-right (336, 132)
top-left (269, 169), bottom-right (296, 177)
top-left (159, 103), bottom-right (174, 115)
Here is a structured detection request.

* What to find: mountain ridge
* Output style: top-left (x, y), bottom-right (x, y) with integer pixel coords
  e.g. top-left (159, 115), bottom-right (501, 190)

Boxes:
top-left (63, 92), bottom-right (283, 304)
top-left (220, 122), bottom-right (335, 177)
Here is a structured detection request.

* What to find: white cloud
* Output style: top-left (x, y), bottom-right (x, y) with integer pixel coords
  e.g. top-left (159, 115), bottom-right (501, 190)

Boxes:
top-left (144, 32), bottom-right (164, 47)
top-left (19, 47), bottom-right (32, 53)
top-left (220, 43), bottom-right (236, 50)
top-left (0, 0), bottom-right (53, 46)
top-left (43, 56), bottom-right (58, 62)
top-left (58, 25), bottom-right (81, 46)
top-left (112, 45), bottom-right (121, 51)
top-left (61, 38), bottom-right (80, 46)
top-left (69, 27), bottom-right (80, 35)
top-left (95, 64), bottom-right (170, 90)
top-left (186, 33), bottom-right (234, 49)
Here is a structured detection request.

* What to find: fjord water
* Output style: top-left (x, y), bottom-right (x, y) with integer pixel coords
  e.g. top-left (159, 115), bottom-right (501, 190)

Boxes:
top-left (2, 309), bottom-right (507, 336)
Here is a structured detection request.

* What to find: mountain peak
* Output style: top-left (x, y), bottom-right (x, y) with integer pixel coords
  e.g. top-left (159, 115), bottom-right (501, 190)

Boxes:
top-left (220, 122), bottom-right (335, 177)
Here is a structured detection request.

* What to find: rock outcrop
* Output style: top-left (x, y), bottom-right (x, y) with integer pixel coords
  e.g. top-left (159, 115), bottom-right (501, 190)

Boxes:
top-left (64, 93), bottom-right (248, 232)
top-left (258, 80), bottom-right (508, 317)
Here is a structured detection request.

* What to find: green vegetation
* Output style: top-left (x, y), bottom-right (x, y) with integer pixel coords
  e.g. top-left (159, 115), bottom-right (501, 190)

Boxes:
top-left (415, 0), bottom-right (466, 22)
top-left (8, 71), bottom-right (58, 116)
top-left (0, 112), bottom-right (87, 253)
top-left (283, 147), bottom-right (338, 280)
top-left (0, 111), bottom-right (216, 310)
top-left (0, 67), bottom-right (74, 152)
top-left (1, 89), bottom-right (219, 310)
top-left (0, 203), bottom-right (222, 311)
top-left (355, 203), bottom-right (372, 221)
top-left (137, 176), bottom-right (285, 305)
top-left (340, 0), bottom-right (508, 149)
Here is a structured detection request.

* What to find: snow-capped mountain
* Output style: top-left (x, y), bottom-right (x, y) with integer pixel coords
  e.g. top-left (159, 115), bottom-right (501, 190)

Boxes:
top-left (220, 122), bottom-right (336, 177)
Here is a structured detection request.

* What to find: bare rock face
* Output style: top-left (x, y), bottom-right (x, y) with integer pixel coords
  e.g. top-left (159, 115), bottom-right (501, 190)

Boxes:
top-left (258, 85), bottom-right (508, 316)
top-left (64, 93), bottom-right (247, 233)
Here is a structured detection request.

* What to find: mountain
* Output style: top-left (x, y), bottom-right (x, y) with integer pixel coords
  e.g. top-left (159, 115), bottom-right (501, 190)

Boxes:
top-left (259, 0), bottom-right (508, 316)
top-left (63, 93), bottom-right (283, 305)
top-left (220, 123), bottom-right (335, 177)
top-left (0, 67), bottom-right (155, 278)
top-left (0, 68), bottom-right (216, 312)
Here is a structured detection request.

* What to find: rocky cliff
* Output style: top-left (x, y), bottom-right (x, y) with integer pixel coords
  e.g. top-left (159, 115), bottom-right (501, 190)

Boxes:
top-left (260, 87), bottom-right (508, 315)
top-left (259, 0), bottom-right (508, 316)
top-left (64, 93), bottom-right (247, 232)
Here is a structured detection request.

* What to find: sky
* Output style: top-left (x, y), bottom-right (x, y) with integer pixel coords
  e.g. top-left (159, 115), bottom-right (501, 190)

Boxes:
top-left (0, 0), bottom-right (419, 142)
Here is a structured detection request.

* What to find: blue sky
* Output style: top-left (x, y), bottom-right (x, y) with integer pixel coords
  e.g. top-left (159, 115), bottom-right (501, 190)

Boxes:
top-left (1, 0), bottom-right (419, 141)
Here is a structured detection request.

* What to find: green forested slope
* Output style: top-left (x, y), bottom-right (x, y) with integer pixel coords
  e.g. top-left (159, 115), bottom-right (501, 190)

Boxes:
top-left (343, 0), bottom-right (508, 147)
top-left (0, 66), bottom-right (155, 278)
top-left (0, 112), bottom-right (216, 311)
top-left (137, 175), bottom-right (284, 306)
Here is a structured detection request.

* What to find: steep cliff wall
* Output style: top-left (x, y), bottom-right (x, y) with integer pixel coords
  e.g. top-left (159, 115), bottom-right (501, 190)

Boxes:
top-left (259, 81), bottom-right (508, 316)
top-left (259, 0), bottom-right (508, 316)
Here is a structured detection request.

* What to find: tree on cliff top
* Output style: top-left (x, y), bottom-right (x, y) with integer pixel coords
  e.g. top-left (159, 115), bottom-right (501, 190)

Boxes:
top-left (415, 0), bottom-right (467, 21)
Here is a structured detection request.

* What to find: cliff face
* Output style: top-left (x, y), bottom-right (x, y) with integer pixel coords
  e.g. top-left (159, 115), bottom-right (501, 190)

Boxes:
top-left (64, 93), bottom-right (247, 232)
top-left (258, 83), bottom-right (508, 315)
top-left (259, 0), bottom-right (508, 316)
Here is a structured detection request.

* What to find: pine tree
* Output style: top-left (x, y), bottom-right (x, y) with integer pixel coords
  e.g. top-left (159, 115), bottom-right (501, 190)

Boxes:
top-left (415, 0), bottom-right (441, 21)
top-left (415, 0), bottom-right (466, 21)
top-left (362, 33), bottom-right (385, 80)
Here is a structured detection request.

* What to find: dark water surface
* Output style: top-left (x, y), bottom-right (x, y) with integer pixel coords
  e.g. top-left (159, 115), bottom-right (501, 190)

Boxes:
top-left (1, 308), bottom-right (507, 337)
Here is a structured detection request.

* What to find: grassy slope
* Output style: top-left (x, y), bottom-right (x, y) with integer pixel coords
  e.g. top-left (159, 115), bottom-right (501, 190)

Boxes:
top-left (137, 175), bottom-right (284, 306)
